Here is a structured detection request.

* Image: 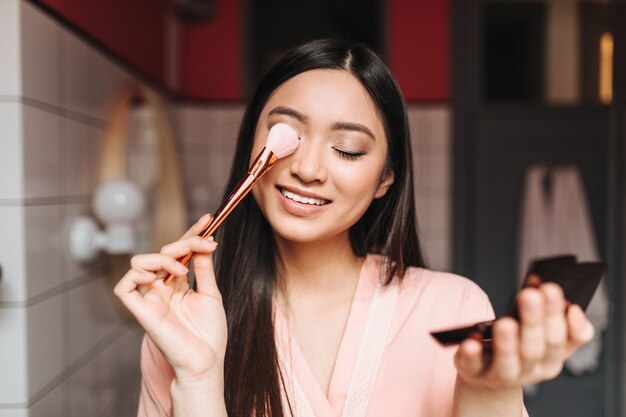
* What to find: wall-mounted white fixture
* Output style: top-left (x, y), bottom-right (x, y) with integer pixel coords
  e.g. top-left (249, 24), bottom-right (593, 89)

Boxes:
top-left (69, 179), bottom-right (146, 262)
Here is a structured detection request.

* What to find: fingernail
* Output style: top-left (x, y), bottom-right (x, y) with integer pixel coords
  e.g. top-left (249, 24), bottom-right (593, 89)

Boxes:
top-left (140, 270), bottom-right (154, 279)
top-left (200, 239), bottom-right (217, 249)
top-left (175, 262), bottom-right (189, 274)
top-left (198, 213), bottom-right (212, 224)
top-left (571, 304), bottom-right (586, 324)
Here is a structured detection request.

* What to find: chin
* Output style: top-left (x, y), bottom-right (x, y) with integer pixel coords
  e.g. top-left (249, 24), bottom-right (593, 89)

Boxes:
top-left (269, 215), bottom-right (355, 246)
top-left (271, 223), bottom-right (331, 244)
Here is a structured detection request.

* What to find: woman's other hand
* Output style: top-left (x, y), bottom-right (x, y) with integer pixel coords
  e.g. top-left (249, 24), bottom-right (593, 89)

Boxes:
top-left (452, 282), bottom-right (595, 417)
top-left (114, 213), bottom-right (227, 384)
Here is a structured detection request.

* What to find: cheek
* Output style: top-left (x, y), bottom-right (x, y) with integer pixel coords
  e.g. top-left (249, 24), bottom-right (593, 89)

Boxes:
top-left (333, 161), bottom-right (384, 199)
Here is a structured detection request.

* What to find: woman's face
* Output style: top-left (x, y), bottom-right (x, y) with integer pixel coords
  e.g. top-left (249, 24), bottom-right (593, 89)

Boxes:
top-left (251, 69), bottom-right (393, 244)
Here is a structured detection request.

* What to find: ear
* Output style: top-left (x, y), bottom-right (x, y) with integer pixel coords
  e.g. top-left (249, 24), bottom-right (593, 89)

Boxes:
top-left (374, 170), bottom-right (394, 199)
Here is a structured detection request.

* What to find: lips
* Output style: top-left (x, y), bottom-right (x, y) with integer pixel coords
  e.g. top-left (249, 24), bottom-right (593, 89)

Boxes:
top-left (280, 188), bottom-right (329, 206)
top-left (275, 186), bottom-right (331, 216)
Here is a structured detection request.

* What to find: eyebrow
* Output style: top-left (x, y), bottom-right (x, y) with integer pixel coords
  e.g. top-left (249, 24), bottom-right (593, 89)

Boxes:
top-left (331, 122), bottom-right (376, 141)
top-left (267, 106), bottom-right (309, 124)
top-left (268, 106), bottom-right (376, 141)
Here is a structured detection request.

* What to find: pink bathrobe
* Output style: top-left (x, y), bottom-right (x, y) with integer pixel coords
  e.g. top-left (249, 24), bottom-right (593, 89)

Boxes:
top-left (137, 254), bottom-right (524, 417)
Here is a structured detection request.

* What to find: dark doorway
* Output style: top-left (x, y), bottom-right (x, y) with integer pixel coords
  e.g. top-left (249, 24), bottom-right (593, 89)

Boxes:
top-left (244, 0), bottom-right (384, 95)
top-left (452, 0), bottom-right (623, 416)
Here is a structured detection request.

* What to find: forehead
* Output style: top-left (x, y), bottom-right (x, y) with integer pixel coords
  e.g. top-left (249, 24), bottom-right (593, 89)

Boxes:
top-left (261, 69), bottom-right (385, 134)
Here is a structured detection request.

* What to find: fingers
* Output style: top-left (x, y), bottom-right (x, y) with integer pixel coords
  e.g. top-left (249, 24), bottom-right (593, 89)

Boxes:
top-left (566, 304), bottom-right (595, 355)
top-left (161, 235), bottom-right (220, 298)
top-left (542, 284), bottom-right (567, 374)
top-left (160, 235), bottom-right (218, 258)
top-left (181, 213), bottom-right (213, 239)
top-left (455, 338), bottom-right (485, 379)
top-left (193, 245), bottom-right (221, 298)
top-left (491, 318), bottom-right (521, 384)
top-left (518, 288), bottom-right (546, 371)
top-left (115, 268), bottom-right (155, 298)
top-left (114, 268), bottom-right (158, 312)
top-left (130, 253), bottom-right (190, 277)
top-left (460, 281), bottom-right (595, 391)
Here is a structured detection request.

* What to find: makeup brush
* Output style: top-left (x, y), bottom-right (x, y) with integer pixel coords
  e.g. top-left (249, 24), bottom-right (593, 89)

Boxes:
top-left (164, 123), bottom-right (299, 284)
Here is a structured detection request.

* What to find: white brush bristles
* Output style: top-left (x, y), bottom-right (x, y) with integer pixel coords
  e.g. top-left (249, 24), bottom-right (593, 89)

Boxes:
top-left (265, 123), bottom-right (299, 158)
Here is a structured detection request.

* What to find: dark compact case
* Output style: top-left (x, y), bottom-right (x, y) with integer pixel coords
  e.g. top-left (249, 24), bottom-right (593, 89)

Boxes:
top-left (430, 255), bottom-right (606, 347)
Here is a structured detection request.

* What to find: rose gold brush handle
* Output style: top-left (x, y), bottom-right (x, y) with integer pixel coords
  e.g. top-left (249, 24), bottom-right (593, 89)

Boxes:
top-left (163, 148), bottom-right (278, 285)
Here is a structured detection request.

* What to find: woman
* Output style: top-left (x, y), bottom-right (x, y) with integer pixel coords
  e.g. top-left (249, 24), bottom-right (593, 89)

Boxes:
top-left (114, 39), bottom-right (594, 417)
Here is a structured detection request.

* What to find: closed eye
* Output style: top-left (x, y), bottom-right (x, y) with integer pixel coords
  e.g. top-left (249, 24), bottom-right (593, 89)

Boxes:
top-left (333, 148), bottom-right (364, 160)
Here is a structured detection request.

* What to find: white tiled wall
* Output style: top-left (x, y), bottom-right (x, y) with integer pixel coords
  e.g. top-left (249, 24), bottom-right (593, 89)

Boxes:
top-left (408, 106), bottom-right (452, 271)
top-left (0, 3), bottom-right (144, 416)
top-left (174, 104), bottom-right (453, 271)
top-left (0, 0), bottom-right (21, 98)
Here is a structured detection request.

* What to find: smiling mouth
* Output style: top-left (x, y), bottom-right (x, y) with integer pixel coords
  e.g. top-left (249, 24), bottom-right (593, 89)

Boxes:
top-left (279, 187), bottom-right (330, 206)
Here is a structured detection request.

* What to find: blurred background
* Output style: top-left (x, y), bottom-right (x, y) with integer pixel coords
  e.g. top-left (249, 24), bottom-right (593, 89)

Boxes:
top-left (0, 0), bottom-right (623, 416)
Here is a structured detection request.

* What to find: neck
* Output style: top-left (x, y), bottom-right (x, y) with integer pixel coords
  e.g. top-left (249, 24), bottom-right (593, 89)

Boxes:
top-left (274, 232), bottom-right (363, 301)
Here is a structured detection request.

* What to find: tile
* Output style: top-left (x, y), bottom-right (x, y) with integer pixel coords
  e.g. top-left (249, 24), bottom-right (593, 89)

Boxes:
top-left (407, 105), bottom-right (451, 147)
top-left (215, 106), bottom-right (245, 146)
top-left (66, 277), bottom-right (123, 365)
top-left (175, 105), bottom-right (244, 147)
top-left (27, 295), bottom-right (65, 399)
top-left (29, 384), bottom-right (63, 417)
top-left (422, 236), bottom-right (452, 272)
top-left (424, 107), bottom-right (451, 144)
top-left (0, 103), bottom-right (24, 200)
top-left (96, 339), bottom-right (118, 417)
top-left (64, 356), bottom-right (99, 417)
top-left (175, 106), bottom-right (215, 144)
top-left (24, 205), bottom-right (63, 299)
top-left (182, 151), bottom-right (233, 217)
top-left (414, 194), bottom-right (450, 233)
top-left (23, 105), bottom-right (62, 198)
top-left (0, 0), bottom-right (22, 97)
top-left (60, 28), bottom-right (133, 121)
top-left (183, 150), bottom-right (233, 190)
top-left (20, 2), bottom-right (60, 105)
top-left (413, 153), bottom-right (450, 190)
top-left (92, 276), bottom-right (125, 343)
top-left (0, 410), bottom-right (28, 417)
top-left (117, 324), bottom-right (144, 368)
top-left (0, 307), bottom-right (28, 404)
top-left (97, 326), bottom-right (143, 417)
top-left (60, 118), bottom-right (103, 197)
top-left (65, 279), bottom-right (100, 365)
top-left (187, 182), bottom-right (221, 222)
top-left (59, 203), bottom-right (99, 283)
top-left (0, 206), bottom-right (26, 302)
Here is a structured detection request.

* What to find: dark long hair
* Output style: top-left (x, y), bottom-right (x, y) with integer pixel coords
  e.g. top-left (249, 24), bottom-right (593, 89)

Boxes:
top-left (214, 39), bottom-right (425, 417)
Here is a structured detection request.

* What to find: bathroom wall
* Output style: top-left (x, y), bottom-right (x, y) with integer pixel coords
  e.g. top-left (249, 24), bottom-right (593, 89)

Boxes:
top-left (175, 104), bottom-right (453, 271)
top-left (0, 2), bottom-right (146, 416)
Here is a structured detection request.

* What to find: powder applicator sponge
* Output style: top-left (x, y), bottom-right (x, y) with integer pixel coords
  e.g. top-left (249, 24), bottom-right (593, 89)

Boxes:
top-left (265, 123), bottom-right (300, 158)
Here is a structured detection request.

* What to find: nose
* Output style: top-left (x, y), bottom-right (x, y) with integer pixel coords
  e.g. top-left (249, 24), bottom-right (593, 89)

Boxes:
top-left (289, 139), bottom-right (328, 184)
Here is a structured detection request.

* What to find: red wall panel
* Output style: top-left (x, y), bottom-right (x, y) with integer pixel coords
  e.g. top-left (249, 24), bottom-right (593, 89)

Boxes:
top-left (389, 0), bottom-right (449, 102)
top-left (35, 0), bottom-right (446, 102)
top-left (34, 0), bottom-right (170, 85)
top-left (181, 0), bottom-right (242, 101)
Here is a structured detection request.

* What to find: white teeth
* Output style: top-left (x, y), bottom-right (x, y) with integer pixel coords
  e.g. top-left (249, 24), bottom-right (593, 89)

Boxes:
top-left (281, 189), bottom-right (327, 206)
